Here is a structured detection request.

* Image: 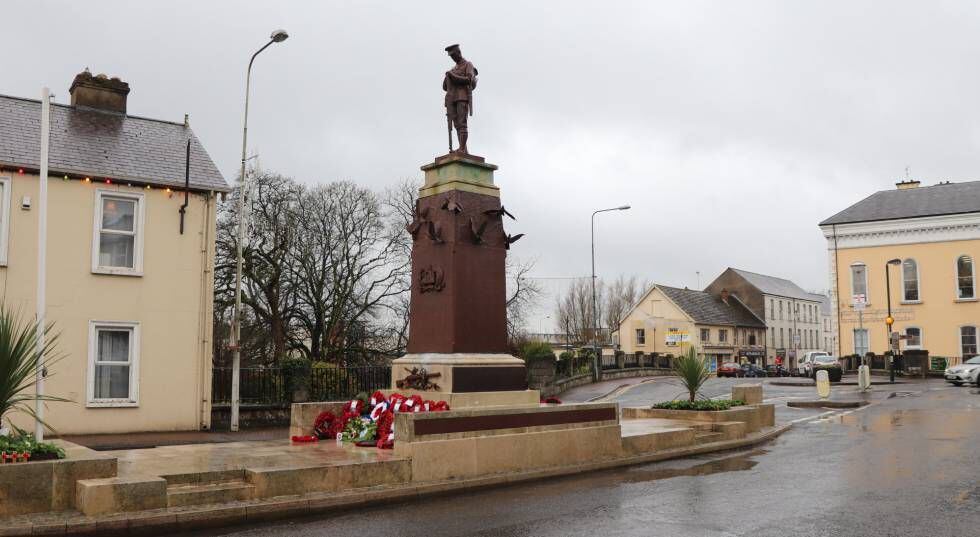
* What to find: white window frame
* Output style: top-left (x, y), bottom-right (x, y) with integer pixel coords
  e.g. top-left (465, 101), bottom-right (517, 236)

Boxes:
top-left (92, 189), bottom-right (145, 276)
top-left (87, 320), bottom-right (141, 407)
top-left (635, 328), bottom-right (645, 346)
top-left (904, 326), bottom-right (922, 349)
top-left (901, 258), bottom-right (921, 303)
top-left (954, 255), bottom-right (976, 302)
top-left (850, 262), bottom-right (869, 304)
top-left (0, 176), bottom-right (10, 266)
top-left (718, 329), bottom-right (728, 343)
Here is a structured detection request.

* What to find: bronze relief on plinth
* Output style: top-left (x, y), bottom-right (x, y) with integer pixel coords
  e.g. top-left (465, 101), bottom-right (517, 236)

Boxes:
top-left (419, 265), bottom-right (446, 293)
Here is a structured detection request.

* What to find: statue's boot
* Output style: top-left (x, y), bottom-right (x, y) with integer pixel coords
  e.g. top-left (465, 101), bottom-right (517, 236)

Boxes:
top-left (458, 131), bottom-right (468, 154)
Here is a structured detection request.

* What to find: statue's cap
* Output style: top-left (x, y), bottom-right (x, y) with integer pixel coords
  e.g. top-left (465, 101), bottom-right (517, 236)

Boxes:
top-left (444, 44), bottom-right (461, 53)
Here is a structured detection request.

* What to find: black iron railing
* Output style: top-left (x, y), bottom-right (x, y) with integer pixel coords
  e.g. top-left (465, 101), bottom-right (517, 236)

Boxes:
top-left (211, 365), bottom-right (392, 405)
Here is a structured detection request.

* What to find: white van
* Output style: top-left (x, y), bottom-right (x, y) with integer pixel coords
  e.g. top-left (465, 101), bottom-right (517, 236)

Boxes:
top-left (798, 351), bottom-right (830, 377)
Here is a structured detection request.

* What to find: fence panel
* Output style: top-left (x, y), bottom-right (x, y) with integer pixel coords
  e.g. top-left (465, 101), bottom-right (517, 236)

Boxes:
top-left (211, 365), bottom-right (391, 405)
top-left (601, 354), bottom-right (618, 370)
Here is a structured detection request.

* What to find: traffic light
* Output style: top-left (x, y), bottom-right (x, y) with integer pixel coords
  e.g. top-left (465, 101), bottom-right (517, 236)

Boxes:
top-left (885, 316), bottom-right (894, 326)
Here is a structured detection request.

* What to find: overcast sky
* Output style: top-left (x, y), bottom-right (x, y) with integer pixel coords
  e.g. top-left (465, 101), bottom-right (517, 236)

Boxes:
top-left (6, 1), bottom-right (980, 331)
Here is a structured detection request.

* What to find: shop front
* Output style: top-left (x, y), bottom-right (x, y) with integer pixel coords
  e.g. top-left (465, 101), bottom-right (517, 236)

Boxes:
top-left (738, 348), bottom-right (766, 366)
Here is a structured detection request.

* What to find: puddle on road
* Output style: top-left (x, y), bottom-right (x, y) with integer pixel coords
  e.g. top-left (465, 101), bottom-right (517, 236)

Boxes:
top-left (621, 449), bottom-right (765, 484)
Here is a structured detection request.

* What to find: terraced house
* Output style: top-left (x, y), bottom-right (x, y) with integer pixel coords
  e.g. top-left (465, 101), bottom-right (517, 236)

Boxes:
top-left (0, 70), bottom-right (228, 434)
top-left (821, 179), bottom-right (980, 366)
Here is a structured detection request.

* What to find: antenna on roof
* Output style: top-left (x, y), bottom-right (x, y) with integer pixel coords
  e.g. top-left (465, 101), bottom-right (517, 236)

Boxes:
top-left (905, 166), bottom-right (911, 180)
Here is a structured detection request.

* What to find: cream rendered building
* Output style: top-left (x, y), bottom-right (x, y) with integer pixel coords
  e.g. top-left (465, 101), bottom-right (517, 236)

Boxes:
top-left (820, 179), bottom-right (980, 363)
top-left (619, 284), bottom-right (767, 372)
top-left (0, 72), bottom-right (227, 434)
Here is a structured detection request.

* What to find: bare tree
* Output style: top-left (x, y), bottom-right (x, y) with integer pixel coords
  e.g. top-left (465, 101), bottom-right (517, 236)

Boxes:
top-left (506, 258), bottom-right (543, 346)
top-left (603, 275), bottom-right (648, 335)
top-left (555, 278), bottom-right (604, 346)
top-left (214, 170), bottom-right (301, 365)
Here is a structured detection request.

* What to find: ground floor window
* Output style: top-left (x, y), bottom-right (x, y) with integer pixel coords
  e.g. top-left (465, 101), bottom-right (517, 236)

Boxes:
top-left (853, 329), bottom-right (869, 356)
top-left (88, 321), bottom-right (140, 407)
top-left (961, 326), bottom-right (978, 359)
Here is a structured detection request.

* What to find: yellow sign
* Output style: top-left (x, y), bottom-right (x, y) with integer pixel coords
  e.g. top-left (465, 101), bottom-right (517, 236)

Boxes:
top-left (665, 328), bottom-right (690, 346)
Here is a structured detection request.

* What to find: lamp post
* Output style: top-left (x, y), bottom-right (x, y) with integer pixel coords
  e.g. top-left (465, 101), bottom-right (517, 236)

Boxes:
top-left (591, 205), bottom-right (630, 381)
top-left (884, 258), bottom-right (902, 383)
top-left (230, 29), bottom-right (289, 432)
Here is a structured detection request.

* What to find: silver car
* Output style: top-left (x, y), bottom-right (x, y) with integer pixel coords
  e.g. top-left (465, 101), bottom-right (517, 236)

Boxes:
top-left (945, 356), bottom-right (980, 386)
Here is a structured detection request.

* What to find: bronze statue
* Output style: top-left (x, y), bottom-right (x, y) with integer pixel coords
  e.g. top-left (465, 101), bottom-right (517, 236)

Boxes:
top-left (443, 44), bottom-right (478, 154)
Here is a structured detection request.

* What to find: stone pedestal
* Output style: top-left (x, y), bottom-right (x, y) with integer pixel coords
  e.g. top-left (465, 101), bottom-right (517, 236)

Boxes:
top-left (394, 154), bottom-right (533, 404)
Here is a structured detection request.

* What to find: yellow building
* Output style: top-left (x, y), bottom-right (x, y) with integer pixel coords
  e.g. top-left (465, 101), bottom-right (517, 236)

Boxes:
top-left (619, 284), bottom-right (767, 372)
top-left (820, 179), bottom-right (980, 365)
top-left (0, 71), bottom-right (227, 434)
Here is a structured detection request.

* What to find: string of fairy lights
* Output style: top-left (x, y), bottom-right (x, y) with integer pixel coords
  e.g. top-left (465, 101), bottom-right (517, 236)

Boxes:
top-left (0, 165), bottom-right (178, 194)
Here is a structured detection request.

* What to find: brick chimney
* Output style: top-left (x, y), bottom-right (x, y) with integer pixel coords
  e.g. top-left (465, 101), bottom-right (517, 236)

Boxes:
top-left (69, 69), bottom-right (130, 114)
top-left (895, 179), bottom-right (921, 190)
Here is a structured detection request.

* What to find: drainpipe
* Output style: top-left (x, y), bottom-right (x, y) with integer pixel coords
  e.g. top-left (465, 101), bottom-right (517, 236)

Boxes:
top-left (179, 140), bottom-right (190, 234)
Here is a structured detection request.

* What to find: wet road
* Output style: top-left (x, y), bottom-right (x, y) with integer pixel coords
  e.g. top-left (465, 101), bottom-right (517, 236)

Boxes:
top-left (184, 380), bottom-right (980, 537)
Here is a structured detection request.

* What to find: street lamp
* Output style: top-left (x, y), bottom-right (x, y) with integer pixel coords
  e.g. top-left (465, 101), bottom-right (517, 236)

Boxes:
top-left (591, 205), bottom-right (631, 381)
top-left (884, 258), bottom-right (902, 383)
top-left (230, 29), bottom-right (289, 432)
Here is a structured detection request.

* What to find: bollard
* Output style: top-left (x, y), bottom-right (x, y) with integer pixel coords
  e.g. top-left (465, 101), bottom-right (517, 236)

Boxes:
top-left (816, 370), bottom-right (831, 399)
top-left (857, 364), bottom-right (871, 391)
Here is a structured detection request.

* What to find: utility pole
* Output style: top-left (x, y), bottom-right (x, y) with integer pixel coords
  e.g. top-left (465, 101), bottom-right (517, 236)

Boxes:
top-left (34, 87), bottom-right (51, 441)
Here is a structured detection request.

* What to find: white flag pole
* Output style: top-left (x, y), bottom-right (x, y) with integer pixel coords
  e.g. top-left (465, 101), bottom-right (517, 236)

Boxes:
top-left (35, 87), bottom-right (51, 440)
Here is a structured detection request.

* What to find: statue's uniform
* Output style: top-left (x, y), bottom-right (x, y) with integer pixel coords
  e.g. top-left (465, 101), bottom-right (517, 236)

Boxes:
top-left (444, 60), bottom-right (476, 136)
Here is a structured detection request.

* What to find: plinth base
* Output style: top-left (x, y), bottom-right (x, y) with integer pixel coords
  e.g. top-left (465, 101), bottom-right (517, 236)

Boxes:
top-left (391, 353), bottom-right (534, 407)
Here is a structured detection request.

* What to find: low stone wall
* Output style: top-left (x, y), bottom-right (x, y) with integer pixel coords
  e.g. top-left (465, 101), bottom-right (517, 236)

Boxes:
top-left (0, 441), bottom-right (116, 517)
top-left (393, 402), bottom-right (623, 482)
top-left (542, 368), bottom-right (673, 398)
top-left (622, 404), bottom-right (775, 433)
top-left (212, 404), bottom-right (291, 430)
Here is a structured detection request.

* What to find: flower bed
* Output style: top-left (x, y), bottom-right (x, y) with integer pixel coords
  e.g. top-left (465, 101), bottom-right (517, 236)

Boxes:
top-left (0, 433), bottom-right (66, 463)
top-left (650, 399), bottom-right (745, 411)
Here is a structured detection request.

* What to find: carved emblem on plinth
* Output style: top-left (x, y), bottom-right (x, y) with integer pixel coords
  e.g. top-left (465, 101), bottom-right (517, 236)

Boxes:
top-left (419, 265), bottom-right (446, 293)
top-left (396, 367), bottom-right (442, 391)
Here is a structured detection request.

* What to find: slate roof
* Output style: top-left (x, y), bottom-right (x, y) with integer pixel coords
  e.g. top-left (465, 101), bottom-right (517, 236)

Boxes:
top-left (820, 181), bottom-right (980, 226)
top-left (811, 293), bottom-right (831, 315)
top-left (730, 268), bottom-right (816, 302)
top-left (658, 285), bottom-right (766, 328)
top-left (0, 94), bottom-right (228, 192)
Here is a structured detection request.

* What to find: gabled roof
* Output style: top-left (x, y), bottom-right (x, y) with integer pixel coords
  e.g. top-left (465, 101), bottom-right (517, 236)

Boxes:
top-left (729, 268), bottom-right (816, 302)
top-left (658, 285), bottom-right (766, 328)
top-left (0, 94), bottom-right (228, 192)
top-left (820, 181), bottom-right (980, 226)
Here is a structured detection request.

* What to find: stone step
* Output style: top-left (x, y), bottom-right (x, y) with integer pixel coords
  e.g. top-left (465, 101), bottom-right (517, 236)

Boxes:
top-left (166, 480), bottom-right (255, 508)
top-left (163, 469), bottom-right (245, 486)
top-left (694, 432), bottom-right (725, 444)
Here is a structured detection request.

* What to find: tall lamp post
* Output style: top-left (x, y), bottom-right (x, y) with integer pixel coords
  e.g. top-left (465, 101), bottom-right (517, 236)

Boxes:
top-left (230, 29), bottom-right (289, 432)
top-left (884, 258), bottom-right (902, 383)
top-left (591, 205), bottom-right (630, 381)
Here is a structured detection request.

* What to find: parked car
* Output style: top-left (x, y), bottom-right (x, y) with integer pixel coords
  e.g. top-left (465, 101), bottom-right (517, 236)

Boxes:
top-left (766, 364), bottom-right (790, 377)
top-left (798, 351), bottom-right (830, 377)
top-left (717, 362), bottom-right (744, 378)
top-left (944, 356), bottom-right (980, 386)
top-left (741, 363), bottom-right (767, 377)
top-left (810, 354), bottom-right (843, 382)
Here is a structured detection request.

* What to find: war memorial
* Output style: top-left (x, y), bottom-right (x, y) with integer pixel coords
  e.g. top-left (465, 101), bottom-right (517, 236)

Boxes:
top-left (0, 46), bottom-right (779, 535)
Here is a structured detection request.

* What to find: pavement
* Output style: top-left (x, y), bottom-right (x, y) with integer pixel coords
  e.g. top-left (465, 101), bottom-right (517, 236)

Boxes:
top-left (181, 378), bottom-right (980, 537)
top-left (559, 375), bottom-right (662, 403)
top-left (59, 427), bottom-right (289, 450)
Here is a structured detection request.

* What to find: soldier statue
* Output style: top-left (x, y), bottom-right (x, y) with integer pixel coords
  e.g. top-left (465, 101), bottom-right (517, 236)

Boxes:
top-left (443, 44), bottom-right (478, 154)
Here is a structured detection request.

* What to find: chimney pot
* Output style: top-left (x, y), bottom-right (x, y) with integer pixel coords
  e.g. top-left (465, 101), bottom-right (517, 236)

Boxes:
top-left (69, 69), bottom-right (130, 114)
top-left (896, 179), bottom-right (921, 190)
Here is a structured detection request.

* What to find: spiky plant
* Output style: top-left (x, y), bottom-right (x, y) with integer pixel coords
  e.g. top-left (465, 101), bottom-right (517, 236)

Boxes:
top-left (672, 345), bottom-right (711, 402)
top-left (0, 305), bottom-right (68, 433)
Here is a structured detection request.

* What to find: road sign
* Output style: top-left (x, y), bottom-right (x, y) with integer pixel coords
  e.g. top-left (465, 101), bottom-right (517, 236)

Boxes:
top-left (852, 294), bottom-right (867, 309)
top-left (793, 333), bottom-right (801, 346)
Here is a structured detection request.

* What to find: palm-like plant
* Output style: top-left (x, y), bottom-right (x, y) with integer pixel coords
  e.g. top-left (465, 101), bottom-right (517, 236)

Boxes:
top-left (0, 305), bottom-right (68, 433)
top-left (672, 345), bottom-right (711, 402)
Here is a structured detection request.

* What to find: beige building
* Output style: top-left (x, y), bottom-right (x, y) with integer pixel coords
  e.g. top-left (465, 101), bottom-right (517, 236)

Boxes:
top-left (1, 71), bottom-right (228, 434)
top-left (820, 179), bottom-right (980, 364)
top-left (619, 284), bottom-right (766, 372)
top-left (704, 268), bottom-right (827, 369)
